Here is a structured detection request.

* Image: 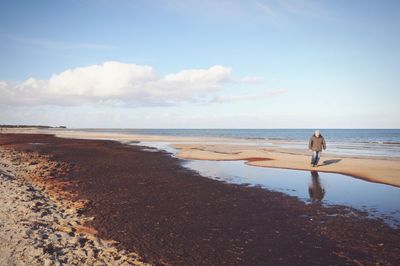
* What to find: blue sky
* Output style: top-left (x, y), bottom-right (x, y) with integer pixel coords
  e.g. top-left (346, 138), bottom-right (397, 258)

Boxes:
top-left (0, 0), bottom-right (399, 128)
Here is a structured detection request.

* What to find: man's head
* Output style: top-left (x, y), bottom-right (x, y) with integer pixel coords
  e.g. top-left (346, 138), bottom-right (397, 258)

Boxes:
top-left (314, 130), bottom-right (320, 137)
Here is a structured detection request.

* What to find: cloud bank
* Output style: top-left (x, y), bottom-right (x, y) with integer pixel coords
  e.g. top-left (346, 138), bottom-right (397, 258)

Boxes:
top-left (1, 61), bottom-right (271, 107)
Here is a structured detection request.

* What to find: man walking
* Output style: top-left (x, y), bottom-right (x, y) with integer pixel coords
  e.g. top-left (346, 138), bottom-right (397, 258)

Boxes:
top-left (309, 130), bottom-right (326, 167)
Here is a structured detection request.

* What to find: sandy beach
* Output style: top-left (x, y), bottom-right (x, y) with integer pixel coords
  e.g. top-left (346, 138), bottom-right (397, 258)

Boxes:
top-left (4, 128), bottom-right (399, 188)
top-left (1, 132), bottom-right (400, 265)
top-left (174, 143), bottom-right (400, 188)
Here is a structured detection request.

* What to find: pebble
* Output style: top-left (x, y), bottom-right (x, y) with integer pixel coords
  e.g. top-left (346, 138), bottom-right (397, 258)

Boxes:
top-left (0, 147), bottom-right (149, 266)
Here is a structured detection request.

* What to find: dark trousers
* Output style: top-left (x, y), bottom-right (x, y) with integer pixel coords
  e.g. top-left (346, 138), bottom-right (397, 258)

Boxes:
top-left (311, 151), bottom-right (321, 166)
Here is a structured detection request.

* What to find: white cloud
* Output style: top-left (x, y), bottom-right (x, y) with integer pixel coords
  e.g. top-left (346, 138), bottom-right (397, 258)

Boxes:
top-left (47, 62), bottom-right (156, 97)
top-left (164, 65), bottom-right (231, 85)
top-left (0, 61), bottom-right (267, 107)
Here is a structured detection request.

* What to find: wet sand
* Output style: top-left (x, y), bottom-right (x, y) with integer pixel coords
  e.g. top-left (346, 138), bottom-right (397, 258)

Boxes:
top-left (174, 143), bottom-right (400, 188)
top-left (1, 133), bottom-right (399, 265)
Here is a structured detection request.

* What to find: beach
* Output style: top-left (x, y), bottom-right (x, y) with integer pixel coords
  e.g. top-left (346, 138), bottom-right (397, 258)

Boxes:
top-left (174, 143), bottom-right (400, 188)
top-left (0, 136), bottom-right (147, 265)
top-left (1, 132), bottom-right (400, 265)
top-left (6, 128), bottom-right (399, 187)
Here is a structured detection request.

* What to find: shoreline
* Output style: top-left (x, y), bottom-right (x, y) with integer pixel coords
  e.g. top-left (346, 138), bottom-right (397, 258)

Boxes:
top-left (174, 143), bottom-right (400, 188)
top-left (1, 133), bottom-right (400, 264)
top-left (2, 128), bottom-right (399, 188)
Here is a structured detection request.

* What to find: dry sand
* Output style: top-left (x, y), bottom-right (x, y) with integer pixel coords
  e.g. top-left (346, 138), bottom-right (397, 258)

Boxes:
top-left (2, 128), bottom-right (400, 187)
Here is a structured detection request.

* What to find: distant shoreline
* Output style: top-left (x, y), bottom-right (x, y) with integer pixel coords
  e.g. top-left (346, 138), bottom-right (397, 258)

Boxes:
top-left (0, 125), bottom-right (66, 129)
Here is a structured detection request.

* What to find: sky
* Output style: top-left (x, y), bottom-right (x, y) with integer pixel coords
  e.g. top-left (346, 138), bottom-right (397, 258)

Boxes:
top-left (0, 0), bottom-right (399, 128)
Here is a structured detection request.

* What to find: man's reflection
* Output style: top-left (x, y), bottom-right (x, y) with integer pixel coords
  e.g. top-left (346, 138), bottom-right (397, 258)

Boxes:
top-left (308, 171), bottom-right (325, 202)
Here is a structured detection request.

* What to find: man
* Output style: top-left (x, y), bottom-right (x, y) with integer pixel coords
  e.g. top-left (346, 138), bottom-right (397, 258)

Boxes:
top-left (308, 130), bottom-right (326, 167)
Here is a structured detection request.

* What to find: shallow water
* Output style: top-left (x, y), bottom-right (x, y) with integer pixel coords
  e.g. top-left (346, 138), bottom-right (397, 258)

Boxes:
top-left (132, 141), bottom-right (400, 227)
top-left (183, 160), bottom-right (400, 227)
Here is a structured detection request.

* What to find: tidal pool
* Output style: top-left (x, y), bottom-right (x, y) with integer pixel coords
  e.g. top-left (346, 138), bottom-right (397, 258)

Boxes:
top-left (133, 141), bottom-right (400, 227)
top-left (183, 160), bottom-right (400, 227)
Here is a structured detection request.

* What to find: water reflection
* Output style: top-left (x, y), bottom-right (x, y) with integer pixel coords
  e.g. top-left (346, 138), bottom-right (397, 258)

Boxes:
top-left (308, 171), bottom-right (325, 202)
top-left (182, 160), bottom-right (400, 227)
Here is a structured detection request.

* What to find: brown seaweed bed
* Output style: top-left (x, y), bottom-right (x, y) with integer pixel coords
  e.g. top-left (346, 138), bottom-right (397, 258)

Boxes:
top-left (1, 133), bottom-right (399, 265)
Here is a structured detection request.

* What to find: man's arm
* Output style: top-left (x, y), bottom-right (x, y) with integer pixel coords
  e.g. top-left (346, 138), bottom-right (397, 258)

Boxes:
top-left (322, 137), bottom-right (326, 150)
top-left (308, 137), bottom-right (313, 150)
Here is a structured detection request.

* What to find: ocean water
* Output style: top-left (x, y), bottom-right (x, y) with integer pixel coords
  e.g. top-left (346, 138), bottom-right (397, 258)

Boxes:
top-left (73, 128), bottom-right (400, 157)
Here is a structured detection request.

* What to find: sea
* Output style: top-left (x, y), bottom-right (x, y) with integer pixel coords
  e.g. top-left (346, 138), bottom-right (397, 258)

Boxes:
top-left (72, 128), bottom-right (400, 157)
